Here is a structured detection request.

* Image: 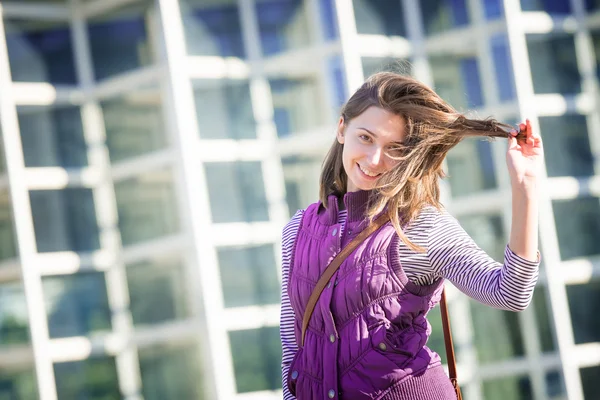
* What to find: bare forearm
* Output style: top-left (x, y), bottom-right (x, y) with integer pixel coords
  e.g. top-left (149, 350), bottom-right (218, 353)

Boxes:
top-left (509, 180), bottom-right (539, 262)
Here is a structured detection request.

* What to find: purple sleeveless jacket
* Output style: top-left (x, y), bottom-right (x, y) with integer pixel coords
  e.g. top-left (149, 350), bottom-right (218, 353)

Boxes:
top-left (286, 191), bottom-right (457, 399)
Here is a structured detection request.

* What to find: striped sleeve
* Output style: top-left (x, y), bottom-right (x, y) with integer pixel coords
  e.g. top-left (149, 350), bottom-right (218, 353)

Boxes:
top-left (428, 209), bottom-right (540, 312)
top-left (280, 210), bottom-right (302, 400)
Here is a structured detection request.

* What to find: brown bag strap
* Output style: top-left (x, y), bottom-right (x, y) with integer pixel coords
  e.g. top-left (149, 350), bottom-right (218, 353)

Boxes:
top-left (300, 213), bottom-right (390, 347)
top-left (440, 288), bottom-right (460, 390)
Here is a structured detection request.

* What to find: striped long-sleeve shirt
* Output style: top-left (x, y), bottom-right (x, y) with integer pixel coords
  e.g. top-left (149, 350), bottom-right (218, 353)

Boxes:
top-left (280, 205), bottom-right (540, 400)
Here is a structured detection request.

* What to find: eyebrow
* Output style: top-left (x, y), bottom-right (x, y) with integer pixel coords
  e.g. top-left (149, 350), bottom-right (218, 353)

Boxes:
top-left (357, 127), bottom-right (377, 137)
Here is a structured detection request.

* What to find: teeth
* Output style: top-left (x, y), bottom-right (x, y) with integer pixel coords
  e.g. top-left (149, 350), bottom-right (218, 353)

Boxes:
top-left (359, 164), bottom-right (380, 177)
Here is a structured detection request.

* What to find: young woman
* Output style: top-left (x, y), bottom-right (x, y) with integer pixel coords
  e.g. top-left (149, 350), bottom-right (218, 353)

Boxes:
top-left (280, 72), bottom-right (542, 399)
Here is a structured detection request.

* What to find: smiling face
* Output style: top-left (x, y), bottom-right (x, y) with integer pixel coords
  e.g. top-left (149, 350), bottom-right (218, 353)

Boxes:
top-left (336, 106), bottom-right (407, 192)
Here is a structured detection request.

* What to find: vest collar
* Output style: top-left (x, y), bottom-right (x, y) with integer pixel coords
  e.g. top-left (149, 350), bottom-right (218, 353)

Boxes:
top-left (319, 190), bottom-right (372, 225)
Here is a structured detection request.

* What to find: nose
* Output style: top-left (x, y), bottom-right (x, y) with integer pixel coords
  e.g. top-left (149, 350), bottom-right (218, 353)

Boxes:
top-left (370, 147), bottom-right (383, 166)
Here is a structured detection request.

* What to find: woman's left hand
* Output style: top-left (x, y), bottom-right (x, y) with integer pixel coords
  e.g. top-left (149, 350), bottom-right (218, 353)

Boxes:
top-left (506, 119), bottom-right (544, 188)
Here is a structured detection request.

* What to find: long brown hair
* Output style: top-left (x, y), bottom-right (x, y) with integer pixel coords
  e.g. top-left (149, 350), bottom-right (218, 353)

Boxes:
top-left (320, 72), bottom-right (516, 251)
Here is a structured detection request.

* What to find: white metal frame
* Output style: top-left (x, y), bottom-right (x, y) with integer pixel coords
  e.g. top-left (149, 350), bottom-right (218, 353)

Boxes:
top-left (1, 1), bottom-right (600, 400)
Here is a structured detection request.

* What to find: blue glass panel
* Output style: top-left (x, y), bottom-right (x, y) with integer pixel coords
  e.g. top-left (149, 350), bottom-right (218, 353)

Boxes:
top-left (229, 327), bottom-right (281, 392)
top-left (330, 56), bottom-right (347, 108)
top-left (484, 0), bottom-right (504, 19)
top-left (491, 35), bottom-right (516, 102)
top-left (451, 0), bottom-right (469, 25)
top-left (18, 106), bottom-right (87, 168)
top-left (88, 6), bottom-right (151, 80)
top-left (0, 283), bottom-right (30, 345)
top-left (460, 58), bottom-right (484, 107)
top-left (482, 376), bottom-right (533, 400)
top-left (5, 20), bottom-right (76, 84)
top-left (553, 197), bottom-right (600, 260)
top-left (421, 0), bottom-right (469, 35)
top-left (182, 1), bottom-right (245, 57)
top-left (54, 358), bottom-right (120, 399)
top-left (44, 273), bottom-right (111, 338)
top-left (205, 162), bottom-right (269, 223)
top-left (29, 189), bottom-right (100, 253)
top-left (527, 34), bottom-right (581, 94)
top-left (257, 0), bottom-right (310, 56)
top-left (581, 365), bottom-right (600, 399)
top-left (269, 77), bottom-right (323, 136)
top-left (521, 0), bottom-right (571, 13)
top-left (319, 0), bottom-right (339, 40)
top-left (194, 80), bottom-right (256, 139)
top-left (567, 281), bottom-right (600, 343)
top-left (139, 344), bottom-right (203, 400)
top-left (0, 369), bottom-right (37, 400)
top-left (539, 115), bottom-right (594, 177)
top-left (353, 0), bottom-right (406, 36)
top-left (586, 0), bottom-right (600, 11)
top-left (0, 190), bottom-right (17, 261)
top-left (217, 244), bottom-right (279, 308)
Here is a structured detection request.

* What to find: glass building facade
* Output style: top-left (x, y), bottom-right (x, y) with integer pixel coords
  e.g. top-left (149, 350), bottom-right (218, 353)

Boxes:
top-left (0, 0), bottom-right (598, 399)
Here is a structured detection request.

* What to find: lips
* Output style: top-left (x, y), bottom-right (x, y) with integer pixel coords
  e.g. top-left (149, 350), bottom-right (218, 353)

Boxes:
top-left (357, 163), bottom-right (381, 179)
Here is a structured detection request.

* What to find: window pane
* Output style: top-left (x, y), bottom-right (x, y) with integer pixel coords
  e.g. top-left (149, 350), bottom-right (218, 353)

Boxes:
top-left (127, 258), bottom-right (189, 326)
top-left (527, 34), bottom-right (581, 94)
top-left (0, 190), bottom-right (17, 261)
top-left (0, 368), bottom-right (37, 400)
top-left (282, 156), bottom-right (321, 217)
top-left (0, 283), bottom-right (30, 345)
top-left (458, 214), bottom-right (505, 261)
top-left (353, 0), bottom-right (406, 36)
top-left (193, 80), bottom-right (256, 140)
top-left (114, 170), bottom-right (179, 246)
top-left (587, 0), bottom-right (600, 12)
top-left (491, 34), bottom-right (516, 102)
top-left (256, 0), bottom-right (311, 56)
top-left (102, 86), bottom-right (167, 163)
top-left (205, 162), bottom-right (269, 223)
top-left (482, 375), bottom-right (532, 400)
top-left (88, 4), bottom-right (152, 81)
top-left (139, 343), bottom-right (204, 400)
top-left (484, 0), bottom-right (504, 19)
top-left (43, 273), bottom-right (111, 338)
top-left (421, 0), bottom-right (469, 36)
top-left (567, 280), bottom-right (600, 344)
top-left (270, 77), bottom-right (325, 137)
top-left (217, 244), bottom-right (279, 308)
top-left (18, 106), bottom-right (87, 168)
top-left (581, 365), bottom-right (600, 400)
top-left (521, 0), bottom-right (571, 13)
top-left (329, 55), bottom-right (347, 110)
top-left (181, 0), bottom-right (245, 58)
top-left (426, 308), bottom-right (447, 365)
top-left (5, 19), bottom-right (76, 84)
top-left (447, 139), bottom-right (497, 197)
top-left (319, 0), bottom-right (339, 40)
top-left (532, 286), bottom-right (556, 353)
top-left (470, 300), bottom-right (524, 363)
top-left (431, 55), bottom-right (483, 110)
top-left (553, 197), bottom-right (600, 260)
top-left (229, 327), bottom-right (281, 393)
top-left (539, 115), bottom-right (594, 178)
top-left (30, 189), bottom-right (100, 253)
top-left (54, 357), bottom-right (120, 400)
top-left (545, 370), bottom-right (566, 399)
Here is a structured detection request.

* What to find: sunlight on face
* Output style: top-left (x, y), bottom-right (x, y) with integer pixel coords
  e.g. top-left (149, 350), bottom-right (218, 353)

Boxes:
top-left (337, 106), bottom-right (406, 192)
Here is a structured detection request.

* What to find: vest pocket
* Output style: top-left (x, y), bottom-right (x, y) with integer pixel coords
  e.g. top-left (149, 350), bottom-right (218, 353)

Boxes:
top-left (287, 348), bottom-right (303, 396)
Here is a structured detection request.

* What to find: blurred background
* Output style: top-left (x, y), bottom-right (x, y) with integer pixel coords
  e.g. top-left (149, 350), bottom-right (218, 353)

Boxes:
top-left (0, 0), bottom-right (599, 399)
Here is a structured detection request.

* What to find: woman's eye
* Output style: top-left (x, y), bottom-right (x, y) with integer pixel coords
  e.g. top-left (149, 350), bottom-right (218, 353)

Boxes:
top-left (359, 134), bottom-right (371, 142)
